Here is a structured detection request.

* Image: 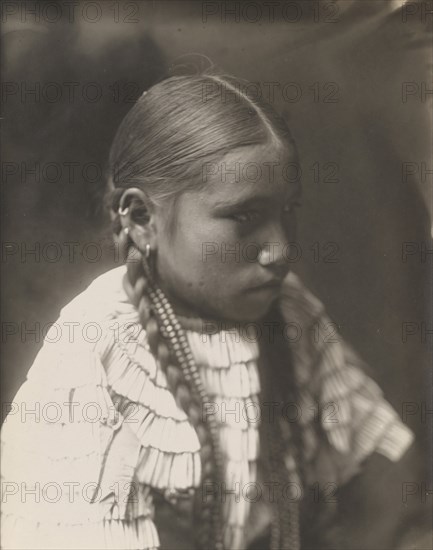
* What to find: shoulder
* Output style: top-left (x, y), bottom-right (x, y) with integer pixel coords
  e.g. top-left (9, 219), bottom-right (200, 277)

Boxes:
top-left (23, 265), bottom-right (132, 391)
top-left (59, 264), bottom-right (129, 321)
top-left (277, 272), bottom-right (414, 485)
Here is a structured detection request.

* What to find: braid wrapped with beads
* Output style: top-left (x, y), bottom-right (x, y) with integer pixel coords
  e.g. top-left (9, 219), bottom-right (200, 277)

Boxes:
top-left (114, 220), bottom-right (224, 550)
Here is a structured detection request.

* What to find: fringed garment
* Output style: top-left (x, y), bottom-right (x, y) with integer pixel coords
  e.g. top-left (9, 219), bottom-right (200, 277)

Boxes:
top-left (0, 266), bottom-right (414, 549)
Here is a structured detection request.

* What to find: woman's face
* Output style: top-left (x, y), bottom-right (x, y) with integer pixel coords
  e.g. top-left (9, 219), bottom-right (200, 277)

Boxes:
top-left (153, 142), bottom-right (301, 322)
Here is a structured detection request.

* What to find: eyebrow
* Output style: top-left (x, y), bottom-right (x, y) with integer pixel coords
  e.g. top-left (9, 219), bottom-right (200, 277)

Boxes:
top-left (213, 187), bottom-right (302, 212)
top-left (212, 195), bottom-right (272, 212)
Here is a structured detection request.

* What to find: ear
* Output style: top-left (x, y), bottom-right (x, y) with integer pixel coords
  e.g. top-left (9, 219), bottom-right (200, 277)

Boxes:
top-left (118, 187), bottom-right (158, 255)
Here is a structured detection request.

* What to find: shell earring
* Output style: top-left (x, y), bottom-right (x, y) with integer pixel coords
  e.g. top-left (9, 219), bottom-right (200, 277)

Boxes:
top-left (145, 243), bottom-right (151, 259)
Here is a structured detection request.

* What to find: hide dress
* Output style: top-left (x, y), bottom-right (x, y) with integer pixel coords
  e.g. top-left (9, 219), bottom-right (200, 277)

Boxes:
top-left (0, 266), bottom-right (414, 549)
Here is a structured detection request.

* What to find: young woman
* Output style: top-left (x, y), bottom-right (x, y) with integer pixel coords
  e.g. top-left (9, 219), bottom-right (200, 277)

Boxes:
top-left (1, 71), bottom-right (421, 550)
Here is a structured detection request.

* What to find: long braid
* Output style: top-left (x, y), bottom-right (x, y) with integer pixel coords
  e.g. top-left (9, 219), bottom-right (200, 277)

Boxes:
top-left (258, 306), bottom-right (303, 550)
top-left (116, 226), bottom-right (224, 550)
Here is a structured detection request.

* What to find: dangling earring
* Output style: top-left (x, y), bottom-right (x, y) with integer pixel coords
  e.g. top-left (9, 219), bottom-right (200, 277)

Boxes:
top-left (142, 243), bottom-right (155, 282)
top-left (116, 226), bottom-right (130, 264)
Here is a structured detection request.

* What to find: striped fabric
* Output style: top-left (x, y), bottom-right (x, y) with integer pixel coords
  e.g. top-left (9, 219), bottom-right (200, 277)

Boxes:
top-left (0, 266), bottom-right (414, 550)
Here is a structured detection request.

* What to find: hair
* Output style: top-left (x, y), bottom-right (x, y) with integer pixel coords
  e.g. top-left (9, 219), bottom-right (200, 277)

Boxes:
top-left (107, 67), bottom-right (301, 550)
top-left (108, 68), bottom-right (298, 230)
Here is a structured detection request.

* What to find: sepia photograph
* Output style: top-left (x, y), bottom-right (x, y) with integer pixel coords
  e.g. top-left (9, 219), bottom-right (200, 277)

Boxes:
top-left (1, 1), bottom-right (432, 549)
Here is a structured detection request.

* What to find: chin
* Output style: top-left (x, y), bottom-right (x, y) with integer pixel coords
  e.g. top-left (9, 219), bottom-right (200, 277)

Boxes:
top-left (220, 296), bottom-right (278, 324)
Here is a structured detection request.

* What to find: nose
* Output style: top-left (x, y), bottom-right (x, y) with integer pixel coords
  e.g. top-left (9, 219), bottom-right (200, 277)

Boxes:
top-left (258, 242), bottom-right (292, 278)
top-left (257, 217), bottom-right (297, 276)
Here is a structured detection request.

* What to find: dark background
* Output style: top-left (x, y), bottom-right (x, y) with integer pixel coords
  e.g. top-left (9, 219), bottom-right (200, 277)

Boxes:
top-left (1, 0), bottom-right (432, 471)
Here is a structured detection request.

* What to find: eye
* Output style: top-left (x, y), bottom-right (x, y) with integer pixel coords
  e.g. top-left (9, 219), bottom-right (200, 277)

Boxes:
top-left (230, 210), bottom-right (261, 224)
top-left (283, 200), bottom-right (302, 215)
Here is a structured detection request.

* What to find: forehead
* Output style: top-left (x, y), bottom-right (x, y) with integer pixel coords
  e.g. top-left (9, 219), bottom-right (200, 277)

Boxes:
top-left (199, 142), bottom-right (300, 206)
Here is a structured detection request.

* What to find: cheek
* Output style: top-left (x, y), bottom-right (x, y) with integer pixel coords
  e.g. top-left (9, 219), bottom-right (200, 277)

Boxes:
top-left (157, 230), bottom-right (246, 297)
top-left (155, 226), bottom-right (213, 288)
top-left (160, 219), bottom-right (234, 273)
top-left (168, 228), bottom-right (209, 270)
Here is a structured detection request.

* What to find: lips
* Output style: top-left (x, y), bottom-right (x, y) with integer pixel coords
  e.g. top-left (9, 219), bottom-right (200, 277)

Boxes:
top-left (249, 279), bottom-right (283, 291)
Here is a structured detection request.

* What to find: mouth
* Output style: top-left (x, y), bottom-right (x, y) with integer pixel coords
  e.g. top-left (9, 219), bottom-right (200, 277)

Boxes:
top-left (248, 279), bottom-right (283, 292)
